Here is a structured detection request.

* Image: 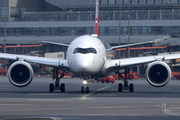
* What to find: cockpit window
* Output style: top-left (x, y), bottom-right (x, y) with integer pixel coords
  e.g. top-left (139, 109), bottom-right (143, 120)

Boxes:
top-left (73, 48), bottom-right (97, 54)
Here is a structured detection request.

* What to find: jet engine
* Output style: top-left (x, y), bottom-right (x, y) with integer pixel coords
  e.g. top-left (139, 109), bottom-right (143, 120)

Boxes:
top-left (146, 61), bottom-right (171, 87)
top-left (8, 61), bottom-right (34, 87)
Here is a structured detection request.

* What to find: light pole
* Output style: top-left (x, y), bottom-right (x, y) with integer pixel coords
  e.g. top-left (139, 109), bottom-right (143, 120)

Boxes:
top-left (119, 0), bottom-right (121, 45)
top-left (4, 0), bottom-right (6, 53)
top-left (127, 0), bottom-right (130, 58)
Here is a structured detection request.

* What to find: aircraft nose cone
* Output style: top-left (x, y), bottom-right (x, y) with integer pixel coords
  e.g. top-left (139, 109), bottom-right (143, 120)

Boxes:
top-left (78, 61), bottom-right (90, 72)
top-left (75, 56), bottom-right (92, 73)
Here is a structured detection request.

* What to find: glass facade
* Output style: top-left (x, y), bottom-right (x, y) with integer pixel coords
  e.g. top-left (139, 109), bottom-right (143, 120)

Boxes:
top-left (44, 0), bottom-right (180, 5)
top-left (22, 9), bottom-right (180, 21)
top-left (0, 26), bottom-right (180, 37)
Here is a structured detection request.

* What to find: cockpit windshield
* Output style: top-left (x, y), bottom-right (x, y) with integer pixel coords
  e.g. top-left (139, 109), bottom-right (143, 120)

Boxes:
top-left (73, 48), bottom-right (97, 54)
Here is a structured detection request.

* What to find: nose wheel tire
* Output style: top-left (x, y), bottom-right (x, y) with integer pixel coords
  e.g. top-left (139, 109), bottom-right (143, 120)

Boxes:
top-left (86, 87), bottom-right (89, 94)
top-left (49, 84), bottom-right (54, 92)
top-left (81, 86), bottom-right (89, 94)
top-left (81, 86), bottom-right (84, 93)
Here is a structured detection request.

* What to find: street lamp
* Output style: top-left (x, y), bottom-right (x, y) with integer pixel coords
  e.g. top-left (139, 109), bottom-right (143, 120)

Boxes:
top-left (119, 0), bottom-right (121, 45)
top-left (4, 0), bottom-right (6, 53)
top-left (127, 0), bottom-right (130, 58)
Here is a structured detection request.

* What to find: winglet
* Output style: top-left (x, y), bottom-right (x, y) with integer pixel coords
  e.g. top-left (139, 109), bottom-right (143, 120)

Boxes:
top-left (94, 0), bottom-right (99, 37)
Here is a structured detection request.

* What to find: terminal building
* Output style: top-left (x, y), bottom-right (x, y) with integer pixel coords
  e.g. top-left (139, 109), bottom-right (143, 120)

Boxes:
top-left (0, 0), bottom-right (180, 56)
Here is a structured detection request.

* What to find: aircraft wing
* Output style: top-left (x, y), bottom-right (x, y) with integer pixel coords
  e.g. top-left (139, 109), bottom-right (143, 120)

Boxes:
top-left (42, 41), bottom-right (69, 47)
top-left (0, 53), bottom-right (69, 68)
top-left (107, 36), bottom-right (169, 51)
top-left (106, 53), bottom-right (180, 70)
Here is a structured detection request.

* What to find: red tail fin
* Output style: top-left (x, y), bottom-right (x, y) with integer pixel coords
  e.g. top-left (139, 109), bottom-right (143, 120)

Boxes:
top-left (95, 0), bottom-right (99, 37)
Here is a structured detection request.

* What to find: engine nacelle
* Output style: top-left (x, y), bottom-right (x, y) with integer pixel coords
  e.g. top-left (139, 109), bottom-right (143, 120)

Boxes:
top-left (8, 61), bottom-right (34, 87)
top-left (146, 61), bottom-right (171, 87)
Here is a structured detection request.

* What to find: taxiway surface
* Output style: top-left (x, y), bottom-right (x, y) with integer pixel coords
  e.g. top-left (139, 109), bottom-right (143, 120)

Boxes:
top-left (0, 76), bottom-right (180, 120)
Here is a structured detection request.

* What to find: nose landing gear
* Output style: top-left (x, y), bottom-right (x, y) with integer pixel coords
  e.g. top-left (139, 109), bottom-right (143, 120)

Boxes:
top-left (81, 80), bottom-right (89, 94)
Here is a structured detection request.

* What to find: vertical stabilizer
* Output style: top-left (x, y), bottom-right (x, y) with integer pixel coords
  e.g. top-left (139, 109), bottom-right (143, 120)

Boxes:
top-left (94, 0), bottom-right (99, 37)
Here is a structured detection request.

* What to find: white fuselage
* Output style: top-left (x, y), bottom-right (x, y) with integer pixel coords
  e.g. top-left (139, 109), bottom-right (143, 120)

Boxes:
top-left (67, 35), bottom-right (107, 78)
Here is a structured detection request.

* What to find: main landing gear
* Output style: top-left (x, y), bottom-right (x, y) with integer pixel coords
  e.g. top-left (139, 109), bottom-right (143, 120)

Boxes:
top-left (81, 80), bottom-right (89, 94)
top-left (116, 68), bottom-right (134, 92)
top-left (49, 68), bottom-right (67, 92)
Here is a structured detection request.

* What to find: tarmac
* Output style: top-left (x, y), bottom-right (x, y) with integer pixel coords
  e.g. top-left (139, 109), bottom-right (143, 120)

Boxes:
top-left (0, 76), bottom-right (180, 120)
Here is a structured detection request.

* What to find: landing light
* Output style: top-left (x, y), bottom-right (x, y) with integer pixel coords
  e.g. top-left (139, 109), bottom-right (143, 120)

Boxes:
top-left (83, 81), bottom-right (87, 85)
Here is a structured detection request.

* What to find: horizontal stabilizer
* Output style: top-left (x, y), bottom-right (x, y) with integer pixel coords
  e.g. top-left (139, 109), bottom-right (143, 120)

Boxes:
top-left (107, 36), bottom-right (170, 51)
top-left (42, 41), bottom-right (69, 47)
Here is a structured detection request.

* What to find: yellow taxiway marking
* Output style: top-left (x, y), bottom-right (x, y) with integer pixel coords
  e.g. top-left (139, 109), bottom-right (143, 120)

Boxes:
top-left (80, 85), bottom-right (110, 100)
top-left (71, 85), bottom-right (110, 100)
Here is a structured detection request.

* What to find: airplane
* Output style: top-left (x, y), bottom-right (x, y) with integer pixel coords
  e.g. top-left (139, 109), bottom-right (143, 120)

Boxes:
top-left (0, 0), bottom-right (177, 93)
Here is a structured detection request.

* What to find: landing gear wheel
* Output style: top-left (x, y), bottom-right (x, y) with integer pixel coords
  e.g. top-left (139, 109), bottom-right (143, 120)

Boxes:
top-left (86, 87), bottom-right (89, 94)
top-left (129, 83), bottom-right (134, 92)
top-left (118, 83), bottom-right (123, 92)
top-left (60, 83), bottom-right (65, 92)
top-left (49, 84), bottom-right (54, 92)
top-left (81, 86), bottom-right (84, 93)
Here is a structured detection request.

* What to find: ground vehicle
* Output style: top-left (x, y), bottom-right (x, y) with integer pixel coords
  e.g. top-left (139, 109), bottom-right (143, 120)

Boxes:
top-left (0, 67), bottom-right (7, 76)
top-left (172, 72), bottom-right (180, 80)
top-left (97, 76), bottom-right (115, 83)
top-left (113, 71), bottom-right (139, 80)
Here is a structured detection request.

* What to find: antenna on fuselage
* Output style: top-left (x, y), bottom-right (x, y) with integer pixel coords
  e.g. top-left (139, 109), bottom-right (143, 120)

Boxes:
top-left (91, 0), bottom-right (99, 38)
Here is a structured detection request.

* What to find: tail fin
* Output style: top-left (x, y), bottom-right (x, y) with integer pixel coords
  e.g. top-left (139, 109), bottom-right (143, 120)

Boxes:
top-left (94, 0), bottom-right (99, 37)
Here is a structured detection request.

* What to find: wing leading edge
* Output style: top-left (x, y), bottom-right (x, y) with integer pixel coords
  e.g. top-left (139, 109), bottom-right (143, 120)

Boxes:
top-left (106, 53), bottom-right (180, 70)
top-left (0, 53), bottom-right (69, 69)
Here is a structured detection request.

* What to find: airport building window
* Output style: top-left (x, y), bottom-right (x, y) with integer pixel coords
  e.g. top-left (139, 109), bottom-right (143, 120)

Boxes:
top-left (78, 0), bottom-right (85, 5)
top-left (124, 0), bottom-right (130, 4)
top-left (131, 10), bottom-right (136, 20)
top-left (63, 0), bottom-right (70, 5)
top-left (139, 0), bottom-right (146, 4)
top-left (162, 0), bottom-right (173, 4)
top-left (85, 0), bottom-right (93, 5)
top-left (70, 0), bottom-right (78, 5)
top-left (162, 9), bottom-right (172, 20)
top-left (155, 0), bottom-right (161, 4)
top-left (173, 9), bottom-right (180, 19)
top-left (147, 0), bottom-right (154, 4)
top-left (150, 10), bottom-right (160, 20)
top-left (1, 26), bottom-right (180, 37)
top-left (131, 27), bottom-right (139, 35)
top-left (2, 7), bottom-right (8, 18)
top-left (138, 10), bottom-right (148, 20)
top-left (171, 0), bottom-right (177, 3)
top-left (116, 0), bottom-right (123, 4)
top-left (101, 0), bottom-right (108, 5)
top-left (92, 0), bottom-right (96, 5)
top-left (109, 0), bottom-right (116, 4)
top-left (131, 0), bottom-right (138, 4)
top-left (108, 27), bottom-right (116, 35)
top-left (22, 8), bottom-right (180, 21)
